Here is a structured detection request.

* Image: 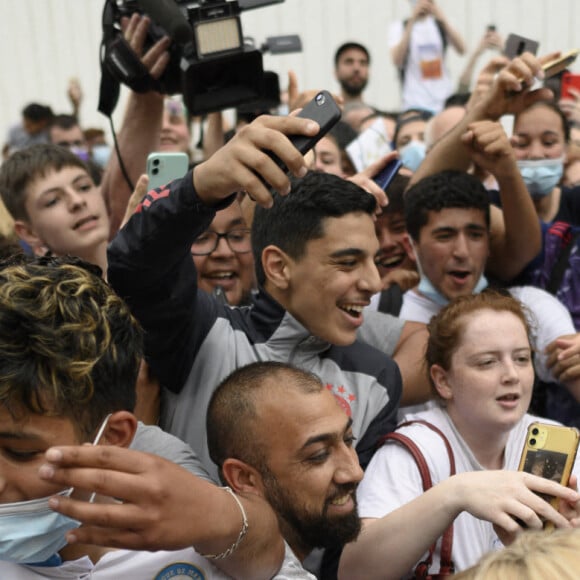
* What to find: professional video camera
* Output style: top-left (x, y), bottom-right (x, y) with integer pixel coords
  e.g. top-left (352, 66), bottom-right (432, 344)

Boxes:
top-left (98, 0), bottom-right (300, 117)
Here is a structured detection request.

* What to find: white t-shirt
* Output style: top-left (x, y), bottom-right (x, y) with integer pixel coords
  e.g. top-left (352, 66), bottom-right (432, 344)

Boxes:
top-left (388, 16), bottom-right (452, 113)
top-left (0, 543), bottom-right (315, 580)
top-left (399, 286), bottom-right (576, 383)
top-left (0, 548), bottom-right (231, 579)
top-left (357, 406), bottom-right (580, 575)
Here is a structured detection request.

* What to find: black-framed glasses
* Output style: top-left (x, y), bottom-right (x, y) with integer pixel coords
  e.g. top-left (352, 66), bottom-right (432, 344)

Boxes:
top-left (190, 228), bottom-right (252, 256)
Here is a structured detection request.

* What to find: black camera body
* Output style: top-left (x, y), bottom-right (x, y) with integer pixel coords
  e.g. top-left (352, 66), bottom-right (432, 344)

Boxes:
top-left (100, 0), bottom-right (283, 116)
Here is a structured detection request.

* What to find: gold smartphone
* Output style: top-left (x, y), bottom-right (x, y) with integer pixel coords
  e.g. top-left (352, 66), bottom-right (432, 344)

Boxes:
top-left (518, 422), bottom-right (580, 529)
top-left (542, 49), bottom-right (580, 79)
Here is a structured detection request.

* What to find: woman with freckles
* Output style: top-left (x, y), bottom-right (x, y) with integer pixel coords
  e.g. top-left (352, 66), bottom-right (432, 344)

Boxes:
top-left (340, 290), bottom-right (580, 579)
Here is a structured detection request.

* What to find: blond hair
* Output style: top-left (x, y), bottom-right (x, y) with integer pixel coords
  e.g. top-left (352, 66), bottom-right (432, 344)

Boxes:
top-left (453, 529), bottom-right (580, 580)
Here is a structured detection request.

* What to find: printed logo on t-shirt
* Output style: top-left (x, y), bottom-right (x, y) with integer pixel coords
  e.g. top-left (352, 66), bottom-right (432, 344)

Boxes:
top-left (325, 383), bottom-right (357, 416)
top-left (155, 562), bottom-right (206, 580)
top-left (418, 43), bottom-right (442, 79)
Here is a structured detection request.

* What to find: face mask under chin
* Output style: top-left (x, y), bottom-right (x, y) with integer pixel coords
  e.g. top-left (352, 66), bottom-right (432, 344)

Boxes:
top-left (409, 239), bottom-right (488, 305)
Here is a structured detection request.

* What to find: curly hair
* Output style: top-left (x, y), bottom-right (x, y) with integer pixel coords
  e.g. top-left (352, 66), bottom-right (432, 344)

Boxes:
top-left (404, 170), bottom-right (491, 242)
top-left (0, 255), bottom-right (142, 440)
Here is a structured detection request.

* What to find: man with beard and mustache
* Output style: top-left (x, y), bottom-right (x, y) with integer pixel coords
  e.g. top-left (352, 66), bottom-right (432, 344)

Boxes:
top-left (207, 362), bottom-right (363, 564)
top-left (334, 43), bottom-right (372, 109)
top-left (45, 362), bottom-right (364, 578)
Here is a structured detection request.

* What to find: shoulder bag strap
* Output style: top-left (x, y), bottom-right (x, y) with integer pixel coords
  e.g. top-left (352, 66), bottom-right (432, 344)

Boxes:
top-left (380, 420), bottom-right (456, 577)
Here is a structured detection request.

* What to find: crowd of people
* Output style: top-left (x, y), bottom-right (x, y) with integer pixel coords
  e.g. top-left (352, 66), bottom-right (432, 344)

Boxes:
top-left (2, 0), bottom-right (580, 578)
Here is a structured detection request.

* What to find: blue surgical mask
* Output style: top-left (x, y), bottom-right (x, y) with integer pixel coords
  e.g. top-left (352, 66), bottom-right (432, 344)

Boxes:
top-left (399, 140), bottom-right (427, 173)
top-left (0, 490), bottom-right (80, 564)
top-left (517, 157), bottom-right (564, 197)
top-left (0, 414), bottom-right (111, 565)
top-left (91, 144), bottom-right (112, 168)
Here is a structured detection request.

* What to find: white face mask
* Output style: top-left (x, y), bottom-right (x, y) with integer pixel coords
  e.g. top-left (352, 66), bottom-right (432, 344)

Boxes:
top-left (0, 414), bottom-right (111, 564)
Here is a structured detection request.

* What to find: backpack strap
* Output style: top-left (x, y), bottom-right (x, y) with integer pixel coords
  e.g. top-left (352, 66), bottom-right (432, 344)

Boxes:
top-left (379, 420), bottom-right (456, 577)
top-left (546, 222), bottom-right (580, 295)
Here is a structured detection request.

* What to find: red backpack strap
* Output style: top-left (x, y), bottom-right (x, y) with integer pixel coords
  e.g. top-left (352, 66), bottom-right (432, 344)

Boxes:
top-left (379, 420), bottom-right (456, 577)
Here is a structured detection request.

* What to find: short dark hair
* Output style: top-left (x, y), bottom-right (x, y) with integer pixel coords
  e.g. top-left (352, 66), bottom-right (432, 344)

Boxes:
top-left (49, 113), bottom-right (80, 132)
top-left (0, 255), bottom-right (142, 440)
top-left (404, 170), bottom-right (491, 241)
top-left (0, 143), bottom-right (92, 221)
top-left (252, 171), bottom-right (377, 285)
top-left (22, 103), bottom-right (54, 123)
top-left (207, 362), bottom-right (323, 482)
top-left (334, 42), bottom-right (370, 67)
top-left (393, 109), bottom-right (433, 148)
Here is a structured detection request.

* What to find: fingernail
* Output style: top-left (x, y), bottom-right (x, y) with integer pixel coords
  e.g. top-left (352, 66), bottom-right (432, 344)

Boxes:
top-left (48, 497), bottom-right (60, 509)
top-left (297, 165), bottom-right (308, 178)
top-left (45, 448), bottom-right (63, 462)
top-left (306, 121), bottom-right (318, 133)
top-left (39, 464), bottom-right (55, 479)
top-left (66, 532), bottom-right (78, 545)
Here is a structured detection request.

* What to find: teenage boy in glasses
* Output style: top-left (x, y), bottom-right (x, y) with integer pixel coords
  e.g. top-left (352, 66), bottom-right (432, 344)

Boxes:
top-left (190, 199), bottom-right (256, 306)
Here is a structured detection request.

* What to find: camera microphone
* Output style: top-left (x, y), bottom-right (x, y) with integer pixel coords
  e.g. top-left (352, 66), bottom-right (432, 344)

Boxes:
top-left (137, 0), bottom-right (192, 45)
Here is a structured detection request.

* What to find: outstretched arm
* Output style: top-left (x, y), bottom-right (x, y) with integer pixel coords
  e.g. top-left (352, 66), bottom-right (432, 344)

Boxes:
top-left (393, 321), bottom-right (431, 406)
top-left (339, 470), bottom-right (580, 580)
top-left (457, 31), bottom-right (504, 93)
top-left (390, 2), bottom-right (426, 68)
top-left (430, 1), bottom-right (466, 55)
top-left (101, 13), bottom-right (170, 237)
top-left (411, 51), bottom-right (554, 184)
top-left (460, 120), bottom-right (541, 279)
top-left (40, 445), bottom-right (285, 580)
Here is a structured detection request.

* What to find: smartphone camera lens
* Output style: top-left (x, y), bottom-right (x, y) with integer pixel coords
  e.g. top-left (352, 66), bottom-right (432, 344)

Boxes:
top-left (152, 168), bottom-right (159, 175)
top-left (153, 159), bottom-right (160, 166)
top-left (532, 428), bottom-right (539, 436)
top-left (315, 93), bottom-right (326, 106)
top-left (530, 438), bottom-right (537, 446)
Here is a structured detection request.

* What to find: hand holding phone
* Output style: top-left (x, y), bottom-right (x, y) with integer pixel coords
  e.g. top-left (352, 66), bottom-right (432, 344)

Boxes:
top-left (372, 158), bottom-right (403, 192)
top-left (146, 152), bottom-right (189, 190)
top-left (542, 49), bottom-right (580, 79)
top-left (258, 90), bottom-right (341, 189)
top-left (273, 90), bottom-right (341, 172)
top-left (504, 33), bottom-right (539, 59)
top-left (518, 422), bottom-right (580, 529)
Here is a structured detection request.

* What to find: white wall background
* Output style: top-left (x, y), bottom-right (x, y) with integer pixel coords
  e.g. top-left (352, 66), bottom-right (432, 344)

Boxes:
top-left (1, 0), bottom-right (579, 143)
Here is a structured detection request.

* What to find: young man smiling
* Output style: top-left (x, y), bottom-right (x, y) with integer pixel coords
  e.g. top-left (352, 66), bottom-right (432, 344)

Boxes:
top-left (107, 113), bottom-right (431, 484)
